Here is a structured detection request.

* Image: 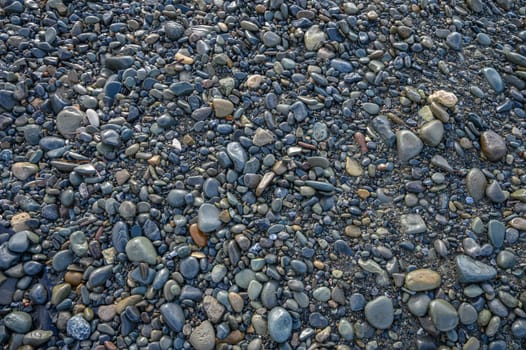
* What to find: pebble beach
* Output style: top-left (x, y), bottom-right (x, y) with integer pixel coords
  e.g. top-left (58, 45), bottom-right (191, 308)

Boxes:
top-left (1, 0), bottom-right (526, 349)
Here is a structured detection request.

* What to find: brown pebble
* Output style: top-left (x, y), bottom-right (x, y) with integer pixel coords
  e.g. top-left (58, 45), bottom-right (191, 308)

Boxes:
top-left (354, 132), bottom-right (368, 153)
top-left (104, 341), bottom-right (118, 350)
top-left (219, 330), bottom-right (244, 344)
top-left (189, 223), bottom-right (208, 247)
top-left (64, 271), bottom-right (83, 286)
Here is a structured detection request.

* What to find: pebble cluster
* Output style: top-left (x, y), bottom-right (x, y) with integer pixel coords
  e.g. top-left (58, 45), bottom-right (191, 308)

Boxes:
top-left (1, 0), bottom-right (526, 349)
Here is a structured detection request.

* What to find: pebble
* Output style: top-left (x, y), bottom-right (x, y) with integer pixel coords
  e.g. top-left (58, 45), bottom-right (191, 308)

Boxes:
top-left (364, 296), bottom-right (394, 329)
top-left (189, 321), bottom-right (215, 350)
top-left (482, 67), bottom-right (504, 93)
top-left (198, 203), bottom-right (221, 232)
top-left (304, 25), bottom-right (326, 51)
top-left (268, 307), bottom-right (292, 343)
top-left (4, 311), bottom-right (32, 333)
top-left (405, 269), bottom-right (441, 291)
top-left (125, 237), bottom-right (157, 265)
top-left (160, 303), bottom-right (185, 332)
top-left (66, 315), bottom-right (91, 340)
top-left (455, 255), bottom-right (497, 283)
top-left (12, 162), bottom-right (38, 181)
top-left (466, 168), bottom-right (487, 201)
top-left (419, 120), bottom-right (444, 146)
top-left (480, 131), bottom-right (506, 161)
top-left (396, 130), bottom-right (423, 162)
top-left (429, 299), bottom-right (459, 332)
top-left (56, 107), bottom-right (84, 138)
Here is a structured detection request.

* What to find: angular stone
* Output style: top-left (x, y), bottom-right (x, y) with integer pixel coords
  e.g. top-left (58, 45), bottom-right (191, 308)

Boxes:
top-left (480, 130), bottom-right (506, 161)
top-left (189, 320), bottom-right (215, 350)
top-left (419, 120), bottom-right (444, 146)
top-left (400, 214), bottom-right (427, 234)
top-left (429, 90), bottom-right (458, 108)
top-left (304, 25), bottom-right (326, 51)
top-left (12, 162), bottom-right (38, 181)
top-left (212, 98), bottom-right (234, 118)
top-left (455, 255), bottom-right (497, 283)
top-left (56, 107), bottom-right (84, 138)
top-left (396, 130), bottom-right (423, 162)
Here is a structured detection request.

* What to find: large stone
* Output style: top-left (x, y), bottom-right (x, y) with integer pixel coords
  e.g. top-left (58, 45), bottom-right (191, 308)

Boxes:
top-left (364, 296), bottom-right (394, 329)
top-left (12, 162), bottom-right (38, 181)
top-left (56, 107), bottom-right (84, 138)
top-left (212, 98), bottom-right (234, 118)
top-left (419, 120), bottom-right (444, 146)
top-left (268, 307), bottom-right (292, 343)
top-left (466, 168), bottom-right (487, 201)
top-left (455, 255), bottom-right (497, 283)
top-left (189, 321), bottom-right (215, 350)
top-left (125, 237), bottom-right (157, 265)
top-left (480, 130), bottom-right (506, 161)
top-left (304, 25), bottom-right (326, 51)
top-left (396, 130), bottom-right (423, 162)
top-left (405, 269), bottom-right (441, 291)
top-left (198, 203), bottom-right (221, 233)
top-left (400, 214), bottom-right (427, 234)
top-left (429, 299), bottom-right (459, 332)
top-left (160, 303), bottom-right (185, 332)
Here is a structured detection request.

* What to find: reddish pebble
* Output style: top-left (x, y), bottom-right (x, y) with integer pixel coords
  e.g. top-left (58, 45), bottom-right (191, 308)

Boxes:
top-left (189, 223), bottom-right (208, 247)
top-left (354, 132), bottom-right (368, 153)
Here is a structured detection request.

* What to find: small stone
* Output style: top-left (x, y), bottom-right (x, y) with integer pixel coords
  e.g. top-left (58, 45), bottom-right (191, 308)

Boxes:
top-left (446, 32), bottom-right (463, 50)
top-left (203, 295), bottom-right (225, 323)
top-left (246, 74), bottom-right (263, 89)
top-left (125, 237), bottom-right (157, 265)
top-left (407, 294), bottom-right (431, 317)
top-left (480, 131), bottom-right (506, 161)
top-left (345, 157), bottom-right (363, 176)
top-left (364, 296), bottom-right (394, 329)
top-left (268, 307), bottom-right (292, 343)
top-left (190, 321), bottom-right (215, 350)
top-left (405, 269), bottom-right (441, 291)
top-left (429, 299), bottom-right (459, 332)
top-left (67, 315), bottom-right (91, 340)
top-left (262, 31), bottom-right (281, 47)
top-left (496, 250), bottom-right (518, 269)
top-left (429, 90), bottom-right (458, 108)
top-left (198, 203), bottom-right (221, 232)
top-left (511, 319), bottom-right (526, 338)
top-left (396, 130), bottom-right (423, 162)
top-left (510, 217), bottom-right (526, 231)
top-left (458, 303), bottom-right (478, 325)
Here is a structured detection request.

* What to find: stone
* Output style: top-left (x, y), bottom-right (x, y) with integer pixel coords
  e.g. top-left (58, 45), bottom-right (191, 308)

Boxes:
top-left (23, 330), bottom-right (53, 346)
top-left (252, 128), bottom-right (275, 147)
top-left (56, 107), bottom-right (84, 138)
top-left (268, 307), bottom-right (292, 343)
top-left (212, 98), bottom-right (234, 118)
top-left (400, 214), bottom-right (427, 234)
top-left (455, 255), bottom-right (497, 283)
top-left (189, 223), bottom-right (208, 247)
top-left (364, 296), bottom-right (394, 329)
top-left (345, 157), bottom-right (363, 176)
top-left (189, 321), bottom-right (215, 350)
top-left (198, 203), bottom-right (221, 233)
top-left (458, 302), bottom-right (478, 325)
top-left (396, 130), bottom-right (423, 162)
top-left (67, 315), bottom-right (91, 340)
top-left (446, 32), bottom-right (463, 50)
top-left (482, 67), bottom-right (504, 93)
top-left (304, 25), bottom-right (326, 51)
top-left (429, 299), bottom-right (459, 332)
top-left (485, 180), bottom-right (507, 203)
top-left (405, 269), bottom-right (441, 291)
top-left (12, 162), bottom-right (38, 181)
top-left (487, 220), bottom-right (505, 249)
top-left (203, 295), bottom-right (225, 323)
top-left (419, 120), bottom-right (444, 146)
top-left (466, 168), bottom-right (487, 201)
top-left (125, 237), bottom-right (157, 265)
top-left (407, 294), bottom-right (431, 317)
top-left (4, 311), bottom-right (32, 333)
top-left (480, 131), bottom-right (506, 161)
top-left (262, 31), bottom-right (280, 47)
top-left (226, 142), bottom-right (248, 172)
top-left (160, 303), bottom-right (185, 332)
top-left (429, 90), bottom-right (458, 108)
